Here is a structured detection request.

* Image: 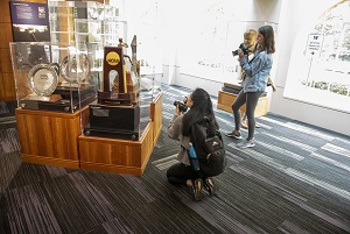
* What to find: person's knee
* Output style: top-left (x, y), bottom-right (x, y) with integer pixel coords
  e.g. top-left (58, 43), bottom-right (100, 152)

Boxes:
top-left (232, 103), bottom-right (239, 112)
top-left (166, 164), bottom-right (177, 178)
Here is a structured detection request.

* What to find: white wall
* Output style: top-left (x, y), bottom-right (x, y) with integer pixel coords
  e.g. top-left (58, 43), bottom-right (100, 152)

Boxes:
top-left (125, 0), bottom-right (350, 136)
top-left (163, 0), bottom-right (350, 136)
top-left (162, 0), bottom-right (282, 94)
top-left (270, 0), bottom-right (350, 136)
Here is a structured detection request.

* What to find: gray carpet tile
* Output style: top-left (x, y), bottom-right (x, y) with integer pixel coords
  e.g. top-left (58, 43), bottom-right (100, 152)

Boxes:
top-left (0, 102), bottom-right (9, 115)
top-left (1, 84), bottom-right (350, 233)
top-left (0, 126), bottom-right (21, 196)
top-left (0, 101), bottom-right (16, 117)
top-left (0, 128), bottom-right (20, 155)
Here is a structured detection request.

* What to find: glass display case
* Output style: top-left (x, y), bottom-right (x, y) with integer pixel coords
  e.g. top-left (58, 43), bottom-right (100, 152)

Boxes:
top-left (48, 0), bottom-right (119, 45)
top-left (75, 19), bottom-right (161, 141)
top-left (9, 42), bottom-right (96, 113)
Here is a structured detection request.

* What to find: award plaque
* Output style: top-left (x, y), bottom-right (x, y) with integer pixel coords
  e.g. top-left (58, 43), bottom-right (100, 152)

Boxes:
top-left (61, 54), bottom-right (90, 83)
top-left (28, 64), bottom-right (58, 96)
top-left (84, 104), bottom-right (140, 141)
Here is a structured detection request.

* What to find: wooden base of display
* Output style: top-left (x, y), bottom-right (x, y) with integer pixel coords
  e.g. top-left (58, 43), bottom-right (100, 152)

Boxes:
top-left (78, 93), bottom-right (163, 176)
top-left (15, 93), bottom-right (163, 175)
top-left (16, 107), bottom-right (89, 169)
top-left (79, 122), bottom-right (154, 176)
top-left (217, 91), bottom-right (269, 117)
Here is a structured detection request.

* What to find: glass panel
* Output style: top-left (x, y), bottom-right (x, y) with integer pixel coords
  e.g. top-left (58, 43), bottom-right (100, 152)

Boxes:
top-left (75, 20), bottom-right (152, 141)
top-left (9, 42), bottom-right (87, 113)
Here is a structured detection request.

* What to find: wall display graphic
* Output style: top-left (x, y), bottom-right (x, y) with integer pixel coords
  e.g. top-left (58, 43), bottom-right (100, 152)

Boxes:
top-left (283, 0), bottom-right (350, 113)
top-left (178, 1), bottom-right (236, 81)
top-left (10, 1), bottom-right (50, 42)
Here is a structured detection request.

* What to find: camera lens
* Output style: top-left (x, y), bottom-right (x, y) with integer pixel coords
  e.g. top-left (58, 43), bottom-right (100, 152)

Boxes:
top-left (174, 100), bottom-right (188, 113)
top-left (232, 50), bottom-right (239, 57)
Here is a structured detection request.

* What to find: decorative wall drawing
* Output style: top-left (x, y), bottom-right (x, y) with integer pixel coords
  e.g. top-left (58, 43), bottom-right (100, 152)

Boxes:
top-left (178, 0), bottom-right (236, 80)
top-left (284, 0), bottom-right (350, 113)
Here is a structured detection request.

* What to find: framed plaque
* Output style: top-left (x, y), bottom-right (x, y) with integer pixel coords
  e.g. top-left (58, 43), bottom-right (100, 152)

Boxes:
top-left (28, 64), bottom-right (58, 96)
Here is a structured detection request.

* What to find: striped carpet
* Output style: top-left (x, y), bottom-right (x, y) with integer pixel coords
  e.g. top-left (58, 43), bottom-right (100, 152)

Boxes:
top-left (1, 85), bottom-right (350, 234)
top-left (0, 101), bottom-right (20, 197)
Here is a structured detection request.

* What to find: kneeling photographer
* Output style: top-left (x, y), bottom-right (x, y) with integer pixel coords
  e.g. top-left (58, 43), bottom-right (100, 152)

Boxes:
top-left (167, 88), bottom-right (224, 201)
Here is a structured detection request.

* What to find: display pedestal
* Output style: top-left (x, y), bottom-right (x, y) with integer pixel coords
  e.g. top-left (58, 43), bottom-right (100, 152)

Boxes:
top-left (15, 93), bottom-right (163, 175)
top-left (78, 93), bottom-right (163, 176)
top-left (79, 122), bottom-right (154, 175)
top-left (217, 91), bottom-right (268, 117)
top-left (15, 107), bottom-right (89, 169)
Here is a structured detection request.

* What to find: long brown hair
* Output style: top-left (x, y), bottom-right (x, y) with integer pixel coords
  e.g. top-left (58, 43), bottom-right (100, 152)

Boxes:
top-left (258, 25), bottom-right (275, 54)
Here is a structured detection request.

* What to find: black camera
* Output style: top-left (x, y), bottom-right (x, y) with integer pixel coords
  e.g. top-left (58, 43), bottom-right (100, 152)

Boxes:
top-left (174, 101), bottom-right (188, 113)
top-left (232, 43), bottom-right (249, 57)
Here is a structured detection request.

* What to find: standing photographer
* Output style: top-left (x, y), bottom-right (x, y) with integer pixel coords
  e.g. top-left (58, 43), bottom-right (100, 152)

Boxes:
top-left (226, 25), bottom-right (276, 148)
top-left (166, 88), bottom-right (221, 201)
top-left (236, 29), bottom-right (277, 129)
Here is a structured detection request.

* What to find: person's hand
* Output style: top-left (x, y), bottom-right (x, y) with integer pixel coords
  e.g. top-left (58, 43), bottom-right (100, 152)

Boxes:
top-left (175, 103), bottom-right (181, 115)
top-left (238, 49), bottom-right (245, 59)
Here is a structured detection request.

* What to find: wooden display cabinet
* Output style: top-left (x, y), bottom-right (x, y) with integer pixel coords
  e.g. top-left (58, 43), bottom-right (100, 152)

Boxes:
top-left (78, 122), bottom-right (154, 176)
top-left (78, 93), bottom-right (163, 176)
top-left (16, 107), bottom-right (89, 169)
top-left (217, 91), bottom-right (268, 117)
top-left (15, 93), bottom-right (163, 175)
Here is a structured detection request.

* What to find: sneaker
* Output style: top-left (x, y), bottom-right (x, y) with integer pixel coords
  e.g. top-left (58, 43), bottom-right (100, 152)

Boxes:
top-left (236, 139), bottom-right (255, 149)
top-left (225, 131), bottom-right (242, 140)
top-left (204, 177), bottom-right (218, 196)
top-left (192, 179), bottom-right (204, 201)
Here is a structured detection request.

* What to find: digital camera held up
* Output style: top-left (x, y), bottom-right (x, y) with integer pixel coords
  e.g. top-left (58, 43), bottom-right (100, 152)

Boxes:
top-left (174, 100), bottom-right (188, 113)
top-left (232, 43), bottom-right (249, 57)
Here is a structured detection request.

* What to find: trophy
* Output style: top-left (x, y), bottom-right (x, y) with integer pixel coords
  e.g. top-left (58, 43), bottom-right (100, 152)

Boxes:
top-left (131, 35), bottom-right (140, 78)
top-left (85, 36), bottom-right (141, 140)
top-left (126, 35), bottom-right (140, 103)
top-left (52, 53), bottom-right (96, 112)
top-left (25, 64), bottom-right (62, 103)
top-left (60, 54), bottom-right (91, 84)
top-left (97, 46), bottom-right (132, 105)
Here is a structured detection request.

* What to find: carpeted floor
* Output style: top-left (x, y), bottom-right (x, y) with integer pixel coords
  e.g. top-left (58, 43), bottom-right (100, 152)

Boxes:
top-left (0, 101), bottom-right (20, 197)
top-left (1, 85), bottom-right (350, 234)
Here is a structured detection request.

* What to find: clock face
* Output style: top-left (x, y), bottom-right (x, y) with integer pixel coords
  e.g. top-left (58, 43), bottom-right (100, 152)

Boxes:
top-left (28, 64), bottom-right (58, 96)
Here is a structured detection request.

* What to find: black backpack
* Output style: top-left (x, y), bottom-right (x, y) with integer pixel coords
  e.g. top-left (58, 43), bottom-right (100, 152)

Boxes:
top-left (189, 116), bottom-right (226, 176)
